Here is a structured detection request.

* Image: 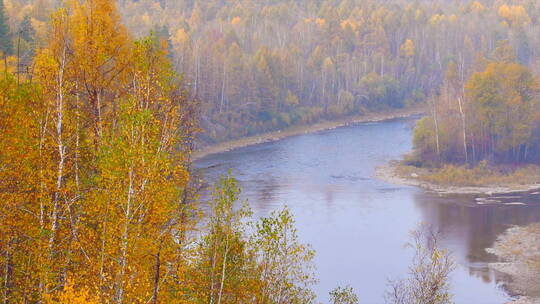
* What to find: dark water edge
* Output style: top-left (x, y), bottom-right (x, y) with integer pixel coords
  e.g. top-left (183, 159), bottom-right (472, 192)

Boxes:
top-left (195, 117), bottom-right (540, 304)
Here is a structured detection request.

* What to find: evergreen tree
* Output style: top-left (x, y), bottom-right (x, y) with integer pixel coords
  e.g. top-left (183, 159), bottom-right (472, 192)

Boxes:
top-left (0, 0), bottom-right (12, 55)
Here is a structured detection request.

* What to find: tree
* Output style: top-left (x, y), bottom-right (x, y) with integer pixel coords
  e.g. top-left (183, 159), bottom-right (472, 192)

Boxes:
top-left (413, 59), bottom-right (540, 165)
top-left (330, 286), bottom-right (359, 304)
top-left (84, 36), bottom-right (192, 303)
top-left (188, 172), bottom-right (260, 303)
top-left (252, 207), bottom-right (317, 304)
top-left (386, 225), bottom-right (455, 304)
top-left (400, 39), bottom-right (415, 58)
top-left (0, 0), bottom-right (12, 55)
top-left (2, 0), bottom-right (196, 301)
top-left (0, 74), bottom-right (43, 303)
top-left (187, 176), bottom-right (317, 304)
top-left (466, 62), bottom-right (540, 162)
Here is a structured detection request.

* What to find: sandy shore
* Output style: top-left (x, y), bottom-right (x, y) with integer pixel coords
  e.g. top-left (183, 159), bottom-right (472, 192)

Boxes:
top-left (193, 107), bottom-right (425, 160)
top-left (374, 162), bottom-right (540, 195)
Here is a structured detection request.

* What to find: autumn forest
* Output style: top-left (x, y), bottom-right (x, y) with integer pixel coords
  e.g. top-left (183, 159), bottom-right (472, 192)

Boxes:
top-left (1, 0), bottom-right (540, 303)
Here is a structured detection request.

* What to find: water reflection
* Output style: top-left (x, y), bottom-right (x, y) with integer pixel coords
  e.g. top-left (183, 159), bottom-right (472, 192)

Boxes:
top-left (415, 191), bottom-right (540, 291)
top-left (195, 117), bottom-right (537, 303)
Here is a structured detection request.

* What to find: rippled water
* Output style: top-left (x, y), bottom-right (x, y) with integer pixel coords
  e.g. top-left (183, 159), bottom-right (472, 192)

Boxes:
top-left (195, 117), bottom-right (540, 304)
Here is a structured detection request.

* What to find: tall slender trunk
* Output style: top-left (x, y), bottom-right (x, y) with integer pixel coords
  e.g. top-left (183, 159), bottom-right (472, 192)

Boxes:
top-left (209, 234), bottom-right (218, 304)
top-left (275, 225), bottom-right (289, 304)
top-left (457, 97), bottom-right (468, 163)
top-left (97, 91), bottom-right (103, 138)
top-left (428, 97), bottom-right (440, 157)
top-left (380, 55), bottom-right (384, 77)
top-left (115, 165), bottom-right (134, 304)
top-left (75, 84), bottom-right (80, 190)
top-left (47, 45), bottom-right (67, 292)
top-left (151, 250), bottom-right (161, 304)
top-left (217, 236), bottom-right (229, 304)
top-left (219, 60), bottom-right (226, 113)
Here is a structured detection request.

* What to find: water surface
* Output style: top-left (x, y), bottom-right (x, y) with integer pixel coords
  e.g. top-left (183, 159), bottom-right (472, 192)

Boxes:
top-left (195, 117), bottom-right (540, 304)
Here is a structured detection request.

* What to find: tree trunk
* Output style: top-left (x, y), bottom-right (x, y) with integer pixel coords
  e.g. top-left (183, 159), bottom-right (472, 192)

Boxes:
top-left (47, 45), bottom-right (67, 292)
top-left (116, 165), bottom-right (134, 304)
top-left (428, 97), bottom-right (441, 158)
top-left (217, 236), bottom-right (229, 304)
top-left (151, 250), bottom-right (161, 304)
top-left (457, 97), bottom-right (468, 163)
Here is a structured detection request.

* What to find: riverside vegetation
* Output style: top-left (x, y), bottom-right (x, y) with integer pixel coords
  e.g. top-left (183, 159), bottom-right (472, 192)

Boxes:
top-left (397, 48), bottom-right (540, 190)
top-left (1, 0), bottom-right (539, 302)
top-left (0, 0), bottom-right (457, 303)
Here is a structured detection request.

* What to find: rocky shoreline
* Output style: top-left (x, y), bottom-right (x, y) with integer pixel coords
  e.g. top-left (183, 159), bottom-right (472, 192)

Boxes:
top-left (487, 224), bottom-right (540, 304)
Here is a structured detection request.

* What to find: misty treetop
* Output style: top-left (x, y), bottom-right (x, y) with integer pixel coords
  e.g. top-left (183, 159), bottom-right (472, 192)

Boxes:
top-left (115, 0), bottom-right (540, 142)
top-left (3, 0), bottom-right (540, 142)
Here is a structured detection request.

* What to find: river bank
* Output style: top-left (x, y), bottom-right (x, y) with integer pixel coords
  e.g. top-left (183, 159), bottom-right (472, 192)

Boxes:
top-left (487, 223), bottom-right (540, 304)
top-left (196, 115), bottom-right (515, 303)
top-left (193, 107), bottom-right (425, 160)
top-left (374, 161), bottom-right (540, 195)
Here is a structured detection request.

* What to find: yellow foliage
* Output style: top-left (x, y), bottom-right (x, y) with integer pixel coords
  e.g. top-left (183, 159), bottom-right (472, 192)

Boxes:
top-left (471, 1), bottom-right (485, 13)
top-left (340, 19), bottom-right (358, 31)
top-left (323, 57), bottom-right (334, 69)
top-left (171, 27), bottom-right (189, 49)
top-left (315, 17), bottom-right (326, 26)
top-left (429, 13), bottom-right (456, 25)
top-left (141, 12), bottom-right (151, 25)
top-left (231, 16), bottom-right (241, 25)
top-left (498, 4), bottom-right (530, 25)
top-left (430, 14), bottom-right (445, 26)
top-left (44, 280), bottom-right (99, 304)
top-left (400, 39), bottom-right (415, 57)
top-left (415, 9), bottom-right (424, 21)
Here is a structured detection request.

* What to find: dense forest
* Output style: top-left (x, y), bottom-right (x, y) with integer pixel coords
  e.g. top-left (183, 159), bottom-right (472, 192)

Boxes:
top-left (3, 0), bottom-right (540, 142)
top-left (413, 52), bottom-right (540, 166)
top-left (1, 0), bottom-right (539, 302)
top-left (0, 0), bottom-right (323, 301)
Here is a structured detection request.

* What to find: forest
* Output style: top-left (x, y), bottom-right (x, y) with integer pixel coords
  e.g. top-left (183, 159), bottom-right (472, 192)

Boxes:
top-left (1, 0), bottom-right (540, 303)
top-left (0, 0), bottom-right (323, 301)
top-left (413, 53), bottom-right (540, 166)
top-left (2, 0), bottom-right (540, 143)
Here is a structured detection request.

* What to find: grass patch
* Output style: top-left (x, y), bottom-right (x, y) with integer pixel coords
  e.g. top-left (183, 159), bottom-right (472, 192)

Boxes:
top-left (396, 160), bottom-right (540, 187)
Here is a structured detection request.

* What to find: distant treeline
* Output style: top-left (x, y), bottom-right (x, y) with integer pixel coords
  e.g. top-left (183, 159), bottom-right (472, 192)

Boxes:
top-left (120, 0), bottom-right (540, 142)
top-left (3, 0), bottom-right (540, 143)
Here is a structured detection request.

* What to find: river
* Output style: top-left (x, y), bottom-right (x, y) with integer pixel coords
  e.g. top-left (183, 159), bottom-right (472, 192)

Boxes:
top-left (194, 117), bottom-right (540, 304)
